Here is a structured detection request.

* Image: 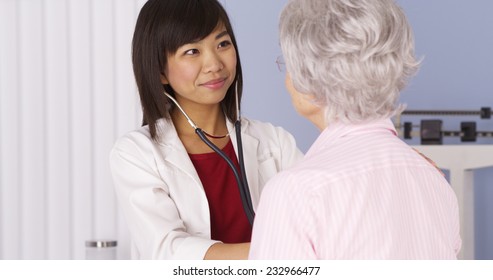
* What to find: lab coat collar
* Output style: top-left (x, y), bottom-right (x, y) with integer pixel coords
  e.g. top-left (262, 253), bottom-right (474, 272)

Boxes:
top-left (154, 117), bottom-right (260, 202)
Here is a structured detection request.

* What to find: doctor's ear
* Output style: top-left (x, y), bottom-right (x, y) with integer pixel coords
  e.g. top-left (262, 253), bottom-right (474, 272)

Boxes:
top-left (160, 73), bottom-right (169, 85)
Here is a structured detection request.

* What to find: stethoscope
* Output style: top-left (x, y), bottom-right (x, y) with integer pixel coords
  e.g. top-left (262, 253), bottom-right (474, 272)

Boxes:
top-left (163, 88), bottom-right (255, 225)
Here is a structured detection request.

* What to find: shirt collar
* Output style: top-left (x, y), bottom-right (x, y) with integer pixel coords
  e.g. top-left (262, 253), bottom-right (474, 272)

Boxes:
top-left (305, 118), bottom-right (397, 158)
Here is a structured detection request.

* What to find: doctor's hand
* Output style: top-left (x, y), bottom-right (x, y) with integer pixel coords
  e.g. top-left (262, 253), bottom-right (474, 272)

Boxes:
top-left (204, 242), bottom-right (250, 260)
top-left (413, 148), bottom-right (445, 176)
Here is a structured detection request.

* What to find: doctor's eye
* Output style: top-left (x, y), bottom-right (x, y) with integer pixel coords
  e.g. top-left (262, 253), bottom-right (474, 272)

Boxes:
top-left (184, 49), bottom-right (200, 55)
top-left (218, 40), bottom-right (232, 49)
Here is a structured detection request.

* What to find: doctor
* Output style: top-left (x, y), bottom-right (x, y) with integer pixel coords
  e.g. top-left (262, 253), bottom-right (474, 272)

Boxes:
top-left (109, 0), bottom-right (302, 260)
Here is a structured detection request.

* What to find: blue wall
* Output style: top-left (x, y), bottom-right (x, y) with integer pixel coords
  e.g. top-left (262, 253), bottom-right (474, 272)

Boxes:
top-left (395, 0), bottom-right (493, 260)
top-left (223, 0), bottom-right (493, 259)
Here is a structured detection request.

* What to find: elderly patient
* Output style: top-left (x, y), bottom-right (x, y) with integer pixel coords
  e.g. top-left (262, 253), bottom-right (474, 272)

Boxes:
top-left (249, 0), bottom-right (461, 259)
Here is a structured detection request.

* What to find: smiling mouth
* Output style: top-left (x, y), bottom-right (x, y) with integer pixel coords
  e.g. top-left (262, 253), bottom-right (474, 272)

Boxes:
top-left (201, 78), bottom-right (227, 89)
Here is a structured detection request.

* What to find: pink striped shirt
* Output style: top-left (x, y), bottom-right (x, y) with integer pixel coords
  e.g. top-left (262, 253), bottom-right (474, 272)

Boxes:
top-left (249, 119), bottom-right (461, 259)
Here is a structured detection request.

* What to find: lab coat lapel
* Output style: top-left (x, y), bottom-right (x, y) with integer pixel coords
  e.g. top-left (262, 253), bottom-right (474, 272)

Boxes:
top-left (157, 119), bottom-right (202, 187)
top-left (155, 119), bottom-right (211, 233)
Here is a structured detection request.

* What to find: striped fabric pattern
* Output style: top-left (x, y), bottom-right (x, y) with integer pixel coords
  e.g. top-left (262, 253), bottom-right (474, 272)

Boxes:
top-left (249, 119), bottom-right (461, 259)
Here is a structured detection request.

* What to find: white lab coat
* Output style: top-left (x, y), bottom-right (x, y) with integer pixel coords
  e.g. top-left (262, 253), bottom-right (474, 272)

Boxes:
top-left (110, 117), bottom-right (303, 259)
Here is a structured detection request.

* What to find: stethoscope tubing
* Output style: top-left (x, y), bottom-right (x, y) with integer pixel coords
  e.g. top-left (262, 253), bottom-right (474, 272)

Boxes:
top-left (164, 90), bottom-right (255, 225)
top-left (195, 122), bottom-right (255, 225)
top-left (233, 120), bottom-right (255, 224)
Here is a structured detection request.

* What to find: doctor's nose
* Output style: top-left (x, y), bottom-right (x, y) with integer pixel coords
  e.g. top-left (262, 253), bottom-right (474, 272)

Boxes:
top-left (202, 54), bottom-right (224, 73)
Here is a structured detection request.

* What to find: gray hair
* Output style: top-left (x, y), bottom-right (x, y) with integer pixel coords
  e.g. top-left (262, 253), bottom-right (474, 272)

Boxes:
top-left (279, 0), bottom-right (420, 124)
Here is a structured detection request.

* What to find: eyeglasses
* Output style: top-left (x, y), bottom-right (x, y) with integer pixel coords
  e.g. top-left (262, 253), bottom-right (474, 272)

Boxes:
top-left (275, 55), bottom-right (286, 72)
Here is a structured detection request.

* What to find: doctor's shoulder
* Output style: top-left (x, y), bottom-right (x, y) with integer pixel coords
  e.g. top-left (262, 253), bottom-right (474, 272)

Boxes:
top-left (241, 117), bottom-right (303, 165)
top-left (111, 124), bottom-right (153, 153)
top-left (111, 118), bottom-right (175, 152)
top-left (109, 119), bottom-right (175, 169)
top-left (241, 118), bottom-right (298, 146)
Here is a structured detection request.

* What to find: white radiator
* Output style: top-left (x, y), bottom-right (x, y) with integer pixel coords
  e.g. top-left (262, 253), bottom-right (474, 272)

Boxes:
top-left (0, 0), bottom-right (147, 259)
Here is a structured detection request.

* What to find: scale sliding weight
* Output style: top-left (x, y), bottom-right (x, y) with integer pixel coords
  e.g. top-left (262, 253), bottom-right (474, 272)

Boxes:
top-left (394, 107), bottom-right (492, 144)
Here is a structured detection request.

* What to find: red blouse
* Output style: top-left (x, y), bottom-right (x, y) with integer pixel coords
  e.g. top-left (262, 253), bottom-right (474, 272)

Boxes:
top-left (189, 139), bottom-right (252, 243)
